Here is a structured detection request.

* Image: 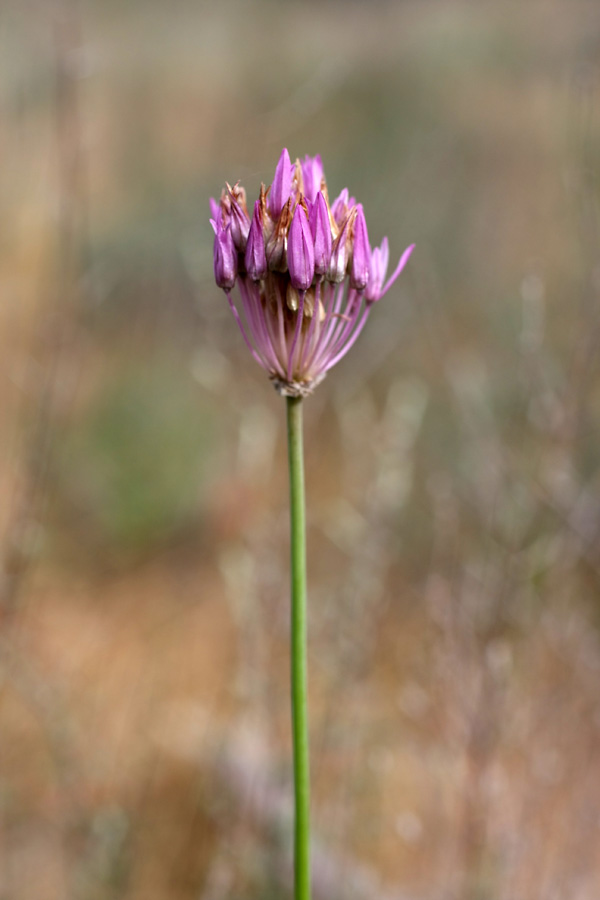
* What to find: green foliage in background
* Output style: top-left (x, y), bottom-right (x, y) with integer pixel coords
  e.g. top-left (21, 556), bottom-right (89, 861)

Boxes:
top-left (55, 361), bottom-right (216, 562)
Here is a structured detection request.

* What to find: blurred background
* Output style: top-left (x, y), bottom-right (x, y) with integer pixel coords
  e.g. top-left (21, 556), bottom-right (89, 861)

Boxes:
top-left (2, 0), bottom-right (600, 897)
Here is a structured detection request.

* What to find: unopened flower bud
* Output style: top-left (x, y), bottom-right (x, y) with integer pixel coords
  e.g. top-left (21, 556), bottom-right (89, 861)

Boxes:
top-left (365, 237), bottom-right (389, 301)
top-left (350, 204), bottom-right (370, 291)
top-left (209, 197), bottom-right (221, 223)
top-left (291, 158), bottom-right (304, 200)
top-left (213, 220), bottom-right (237, 290)
top-left (226, 183), bottom-right (250, 252)
top-left (365, 239), bottom-right (415, 303)
top-left (331, 188), bottom-right (349, 227)
top-left (266, 198), bottom-right (292, 272)
top-left (327, 209), bottom-right (355, 284)
top-left (288, 204), bottom-right (315, 291)
top-left (301, 154), bottom-right (324, 203)
top-left (269, 148), bottom-right (293, 219)
top-left (310, 191), bottom-right (333, 278)
top-left (245, 200), bottom-right (267, 281)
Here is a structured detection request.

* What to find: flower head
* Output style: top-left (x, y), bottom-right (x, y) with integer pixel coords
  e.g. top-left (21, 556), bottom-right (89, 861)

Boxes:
top-left (210, 149), bottom-right (414, 396)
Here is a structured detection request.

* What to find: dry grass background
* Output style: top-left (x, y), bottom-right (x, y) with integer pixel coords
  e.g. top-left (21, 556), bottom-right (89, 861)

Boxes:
top-left (1, 0), bottom-right (600, 898)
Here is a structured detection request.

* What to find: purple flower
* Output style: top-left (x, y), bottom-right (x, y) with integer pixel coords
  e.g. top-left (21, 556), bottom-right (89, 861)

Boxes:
top-left (226, 182), bottom-right (250, 252)
top-left (365, 238), bottom-right (415, 303)
top-left (265, 197), bottom-right (292, 273)
top-left (288, 204), bottom-right (315, 291)
top-left (209, 196), bottom-right (221, 223)
top-left (330, 188), bottom-right (349, 227)
top-left (301, 154), bottom-right (324, 203)
top-left (350, 204), bottom-right (370, 291)
top-left (269, 148), bottom-right (294, 219)
top-left (328, 209), bottom-right (355, 284)
top-left (210, 150), bottom-right (414, 396)
top-left (212, 217), bottom-right (237, 290)
top-left (245, 200), bottom-right (267, 281)
top-left (310, 192), bottom-right (333, 278)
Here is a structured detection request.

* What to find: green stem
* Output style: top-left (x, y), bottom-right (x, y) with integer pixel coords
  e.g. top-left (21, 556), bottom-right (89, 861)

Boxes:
top-left (286, 395), bottom-right (311, 900)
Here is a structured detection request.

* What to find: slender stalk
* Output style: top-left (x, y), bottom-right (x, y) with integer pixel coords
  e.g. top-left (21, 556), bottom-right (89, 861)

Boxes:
top-left (286, 395), bottom-right (311, 900)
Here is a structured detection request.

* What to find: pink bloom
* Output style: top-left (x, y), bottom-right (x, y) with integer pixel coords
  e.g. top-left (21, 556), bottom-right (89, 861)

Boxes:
top-left (226, 182), bottom-right (250, 253)
top-left (300, 154), bottom-right (324, 203)
top-left (288, 204), bottom-right (315, 291)
top-left (350, 205), bottom-right (370, 291)
top-left (269, 148), bottom-right (294, 219)
top-left (211, 149), bottom-right (414, 396)
top-left (310, 192), bottom-right (332, 278)
top-left (211, 216), bottom-right (237, 290)
top-left (245, 200), bottom-right (267, 282)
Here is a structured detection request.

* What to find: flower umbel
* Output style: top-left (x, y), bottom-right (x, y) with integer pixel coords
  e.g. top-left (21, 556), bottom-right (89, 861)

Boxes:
top-left (210, 150), bottom-right (414, 396)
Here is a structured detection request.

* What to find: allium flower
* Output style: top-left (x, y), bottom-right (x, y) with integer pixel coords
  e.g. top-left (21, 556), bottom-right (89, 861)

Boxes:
top-left (210, 149), bottom-right (414, 397)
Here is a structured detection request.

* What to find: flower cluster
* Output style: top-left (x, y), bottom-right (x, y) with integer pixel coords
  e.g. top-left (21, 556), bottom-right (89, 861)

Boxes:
top-left (210, 149), bottom-right (414, 396)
